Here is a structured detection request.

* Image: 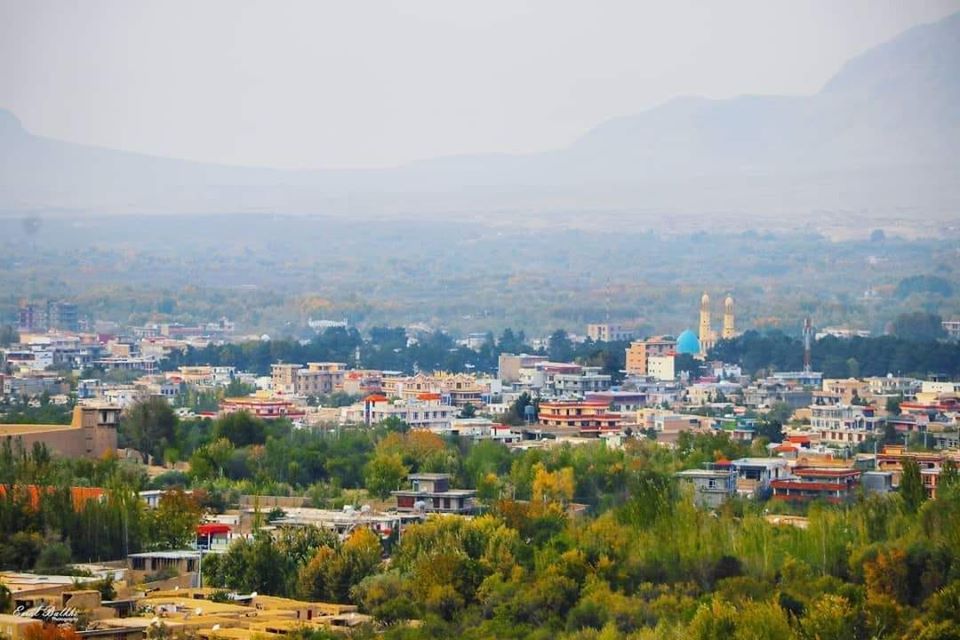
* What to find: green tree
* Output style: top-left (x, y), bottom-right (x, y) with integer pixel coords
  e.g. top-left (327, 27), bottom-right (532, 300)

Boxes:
top-left (121, 397), bottom-right (178, 461)
top-left (940, 459), bottom-right (960, 493)
top-left (891, 312), bottom-right (946, 342)
top-left (900, 458), bottom-right (927, 514)
top-left (0, 325), bottom-right (18, 347)
top-left (212, 411), bottom-right (266, 447)
top-left (886, 396), bottom-right (902, 416)
top-left (364, 452), bottom-right (409, 500)
top-left (145, 489), bottom-right (202, 550)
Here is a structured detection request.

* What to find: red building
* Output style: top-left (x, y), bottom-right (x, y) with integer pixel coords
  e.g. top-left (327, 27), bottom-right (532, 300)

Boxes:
top-left (219, 396), bottom-right (306, 421)
top-left (537, 401), bottom-right (623, 437)
top-left (771, 467), bottom-right (861, 503)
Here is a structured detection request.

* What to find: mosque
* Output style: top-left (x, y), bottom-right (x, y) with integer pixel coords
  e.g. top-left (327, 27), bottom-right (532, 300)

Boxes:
top-left (676, 292), bottom-right (736, 358)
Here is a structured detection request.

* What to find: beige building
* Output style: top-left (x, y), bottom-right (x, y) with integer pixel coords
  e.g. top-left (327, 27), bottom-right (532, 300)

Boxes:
top-left (586, 323), bottom-right (635, 342)
top-left (647, 355), bottom-right (676, 381)
top-left (272, 362), bottom-right (346, 397)
top-left (0, 404), bottom-right (119, 459)
top-left (296, 362), bottom-right (346, 396)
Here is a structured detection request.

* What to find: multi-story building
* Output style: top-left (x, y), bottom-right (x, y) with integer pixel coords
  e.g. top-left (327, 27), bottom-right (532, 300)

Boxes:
top-left (771, 466), bottom-right (861, 503)
top-left (676, 465), bottom-right (737, 508)
top-left (730, 457), bottom-right (791, 496)
top-left (538, 400), bottom-right (622, 437)
top-left (220, 395), bottom-right (306, 421)
top-left (822, 378), bottom-right (872, 404)
top-left (875, 446), bottom-right (960, 499)
top-left (586, 324), bottom-right (635, 343)
top-left (647, 355), bottom-right (675, 381)
top-left (392, 473), bottom-right (477, 515)
top-left (296, 362), bottom-right (346, 396)
top-left (552, 367), bottom-right (612, 397)
top-left (271, 363), bottom-right (301, 395)
top-left (345, 394), bottom-right (458, 430)
top-left (810, 404), bottom-right (884, 446)
top-left (625, 336), bottom-right (676, 376)
top-left (498, 353), bottom-right (549, 384)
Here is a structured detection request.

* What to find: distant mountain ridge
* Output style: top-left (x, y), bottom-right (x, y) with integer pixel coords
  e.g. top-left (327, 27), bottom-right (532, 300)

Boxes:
top-left (1, 11), bottom-right (958, 222)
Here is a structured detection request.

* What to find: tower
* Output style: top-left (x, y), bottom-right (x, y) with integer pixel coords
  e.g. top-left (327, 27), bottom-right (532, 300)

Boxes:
top-left (803, 318), bottom-right (813, 372)
top-left (698, 292), bottom-right (715, 355)
top-left (722, 295), bottom-right (735, 339)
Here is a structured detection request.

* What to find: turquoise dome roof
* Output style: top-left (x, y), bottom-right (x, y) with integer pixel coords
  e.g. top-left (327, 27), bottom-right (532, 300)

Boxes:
top-left (676, 330), bottom-right (701, 354)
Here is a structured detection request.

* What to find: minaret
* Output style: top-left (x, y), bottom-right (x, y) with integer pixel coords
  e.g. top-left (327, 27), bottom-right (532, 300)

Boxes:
top-left (722, 295), bottom-right (735, 339)
top-left (699, 292), bottom-right (712, 354)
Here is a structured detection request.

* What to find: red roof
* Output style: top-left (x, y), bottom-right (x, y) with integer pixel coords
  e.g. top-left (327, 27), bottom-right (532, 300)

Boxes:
top-left (364, 394), bottom-right (388, 403)
top-left (197, 523), bottom-right (232, 535)
top-left (416, 392), bottom-right (442, 401)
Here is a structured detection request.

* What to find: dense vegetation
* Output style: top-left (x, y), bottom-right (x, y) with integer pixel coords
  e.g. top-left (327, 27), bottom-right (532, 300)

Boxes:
top-left (162, 327), bottom-right (629, 378)
top-left (4, 395), bottom-right (960, 638)
top-left (710, 327), bottom-right (960, 378)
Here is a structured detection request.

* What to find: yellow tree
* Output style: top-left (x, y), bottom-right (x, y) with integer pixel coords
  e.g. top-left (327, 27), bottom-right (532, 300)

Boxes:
top-left (531, 463), bottom-right (574, 515)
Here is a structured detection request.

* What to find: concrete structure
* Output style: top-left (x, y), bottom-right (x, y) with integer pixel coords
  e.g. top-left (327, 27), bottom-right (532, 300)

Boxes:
top-left (625, 336), bottom-right (676, 376)
top-left (392, 473), bottom-right (477, 515)
top-left (538, 401), bottom-right (622, 437)
top-left (219, 395), bottom-right (306, 421)
top-left (647, 355), bottom-right (675, 381)
top-left (586, 323), bottom-right (635, 342)
top-left (731, 458), bottom-right (791, 496)
top-left (676, 466), bottom-right (737, 508)
top-left (722, 295), bottom-right (736, 339)
top-left (771, 467), bottom-right (861, 503)
top-left (345, 394), bottom-right (458, 430)
top-left (296, 362), bottom-right (346, 396)
top-left (0, 404), bottom-right (119, 459)
top-left (498, 353), bottom-right (548, 384)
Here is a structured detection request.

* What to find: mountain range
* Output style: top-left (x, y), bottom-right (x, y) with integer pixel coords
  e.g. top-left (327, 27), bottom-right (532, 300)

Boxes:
top-left (1, 11), bottom-right (958, 225)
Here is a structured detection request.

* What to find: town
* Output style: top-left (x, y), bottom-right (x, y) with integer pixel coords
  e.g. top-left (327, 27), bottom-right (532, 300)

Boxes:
top-left (2, 292), bottom-right (960, 639)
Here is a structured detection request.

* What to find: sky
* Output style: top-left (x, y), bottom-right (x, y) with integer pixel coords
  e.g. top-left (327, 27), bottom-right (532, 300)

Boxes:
top-left (1, 0), bottom-right (958, 169)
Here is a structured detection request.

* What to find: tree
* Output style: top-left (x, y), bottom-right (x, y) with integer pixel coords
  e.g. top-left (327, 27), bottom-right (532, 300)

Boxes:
top-left (0, 583), bottom-right (12, 613)
top-left (891, 312), bottom-right (946, 343)
top-left (459, 403), bottom-right (477, 419)
top-left (900, 458), bottom-right (926, 514)
top-left (145, 489), bottom-right (202, 550)
top-left (364, 453), bottom-right (408, 500)
top-left (940, 459), bottom-right (960, 494)
top-left (531, 464), bottom-right (574, 514)
top-left (212, 411), bottom-right (266, 447)
top-left (121, 398), bottom-right (178, 461)
top-left (886, 396), bottom-right (902, 416)
top-left (548, 329), bottom-right (574, 362)
top-left (0, 325), bottom-right (18, 347)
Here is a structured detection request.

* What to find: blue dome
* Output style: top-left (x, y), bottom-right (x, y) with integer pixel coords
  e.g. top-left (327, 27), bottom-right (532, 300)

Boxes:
top-left (676, 330), bottom-right (701, 354)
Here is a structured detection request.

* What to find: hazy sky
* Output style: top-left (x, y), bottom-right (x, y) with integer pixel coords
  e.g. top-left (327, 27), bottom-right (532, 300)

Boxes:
top-left (1, 0), bottom-right (958, 169)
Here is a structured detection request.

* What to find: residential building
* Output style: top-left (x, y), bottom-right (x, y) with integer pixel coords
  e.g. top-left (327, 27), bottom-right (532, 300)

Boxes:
top-left (220, 395), bottom-right (306, 421)
top-left (625, 336), bottom-right (676, 375)
top-left (498, 353), bottom-right (548, 384)
top-left (771, 467), bottom-right (861, 503)
top-left (647, 355), bottom-right (675, 381)
top-left (537, 400), bottom-right (623, 437)
top-left (345, 394), bottom-right (458, 430)
top-left (392, 473), bottom-right (477, 515)
top-left (676, 465), bottom-right (737, 508)
top-left (586, 323), bottom-right (635, 343)
top-left (731, 457), bottom-right (791, 496)
top-left (296, 362), bottom-right (346, 396)
top-left (875, 446), bottom-right (960, 498)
